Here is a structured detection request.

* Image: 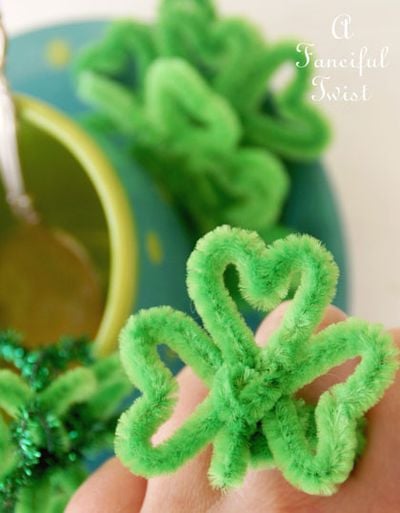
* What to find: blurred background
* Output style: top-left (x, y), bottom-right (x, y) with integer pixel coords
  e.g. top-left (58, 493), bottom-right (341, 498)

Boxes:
top-left (3, 0), bottom-right (400, 327)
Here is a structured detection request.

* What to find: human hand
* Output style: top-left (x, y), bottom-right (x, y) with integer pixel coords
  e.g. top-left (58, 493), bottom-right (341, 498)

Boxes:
top-left (66, 304), bottom-right (400, 513)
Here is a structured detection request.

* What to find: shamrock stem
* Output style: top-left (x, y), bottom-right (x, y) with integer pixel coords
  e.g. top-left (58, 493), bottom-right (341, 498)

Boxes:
top-left (209, 422), bottom-right (250, 489)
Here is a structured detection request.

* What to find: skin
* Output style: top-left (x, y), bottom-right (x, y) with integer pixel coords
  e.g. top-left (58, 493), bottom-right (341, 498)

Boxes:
top-left (66, 304), bottom-right (400, 513)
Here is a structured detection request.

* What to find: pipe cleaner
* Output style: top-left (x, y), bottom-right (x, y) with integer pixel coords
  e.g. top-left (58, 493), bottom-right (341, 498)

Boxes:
top-left (115, 226), bottom-right (398, 495)
top-left (75, 0), bottom-right (330, 242)
top-left (0, 332), bottom-right (131, 513)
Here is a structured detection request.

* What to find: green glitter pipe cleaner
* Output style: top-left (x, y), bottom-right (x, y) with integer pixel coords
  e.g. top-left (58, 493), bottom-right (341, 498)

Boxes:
top-left (0, 333), bottom-right (131, 513)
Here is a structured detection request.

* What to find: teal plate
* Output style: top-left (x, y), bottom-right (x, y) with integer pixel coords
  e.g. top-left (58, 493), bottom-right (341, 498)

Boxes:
top-left (6, 19), bottom-right (348, 472)
top-left (7, 20), bottom-right (348, 312)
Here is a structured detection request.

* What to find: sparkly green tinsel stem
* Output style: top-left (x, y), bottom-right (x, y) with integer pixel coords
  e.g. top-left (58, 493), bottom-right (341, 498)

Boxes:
top-left (0, 332), bottom-right (131, 513)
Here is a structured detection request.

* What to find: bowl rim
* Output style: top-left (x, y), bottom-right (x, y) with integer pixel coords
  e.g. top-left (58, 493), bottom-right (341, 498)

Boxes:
top-left (15, 94), bottom-right (137, 357)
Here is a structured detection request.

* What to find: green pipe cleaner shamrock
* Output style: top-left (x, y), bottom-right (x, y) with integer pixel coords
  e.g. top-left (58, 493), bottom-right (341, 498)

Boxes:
top-left (115, 226), bottom-right (398, 495)
top-left (241, 42), bottom-right (330, 160)
top-left (75, 0), bottom-right (330, 241)
top-left (0, 333), bottom-right (131, 513)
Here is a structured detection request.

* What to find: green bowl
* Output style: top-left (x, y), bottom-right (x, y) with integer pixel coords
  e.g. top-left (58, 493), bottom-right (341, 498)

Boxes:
top-left (0, 95), bottom-right (137, 356)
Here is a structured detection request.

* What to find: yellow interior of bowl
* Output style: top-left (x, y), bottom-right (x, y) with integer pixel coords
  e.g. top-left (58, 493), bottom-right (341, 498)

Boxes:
top-left (0, 95), bottom-right (137, 357)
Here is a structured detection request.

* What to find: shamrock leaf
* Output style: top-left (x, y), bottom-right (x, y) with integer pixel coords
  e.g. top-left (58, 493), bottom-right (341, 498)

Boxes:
top-left (75, 20), bottom-right (157, 92)
top-left (242, 41), bottom-right (331, 160)
top-left (115, 226), bottom-right (398, 495)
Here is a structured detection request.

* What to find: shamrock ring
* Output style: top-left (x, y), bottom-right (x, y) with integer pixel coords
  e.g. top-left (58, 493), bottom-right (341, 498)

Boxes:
top-left (115, 226), bottom-right (398, 495)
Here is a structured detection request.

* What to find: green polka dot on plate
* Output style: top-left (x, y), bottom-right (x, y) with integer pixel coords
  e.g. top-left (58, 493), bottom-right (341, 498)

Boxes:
top-left (46, 39), bottom-right (72, 68)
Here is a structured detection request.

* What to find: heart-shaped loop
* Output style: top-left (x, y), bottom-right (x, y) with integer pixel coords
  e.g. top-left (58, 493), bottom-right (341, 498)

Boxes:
top-left (209, 18), bottom-right (269, 106)
top-left (143, 59), bottom-right (241, 156)
top-left (115, 226), bottom-right (398, 493)
top-left (76, 21), bottom-right (157, 93)
top-left (116, 307), bottom-right (224, 476)
top-left (265, 319), bottom-right (398, 495)
top-left (242, 42), bottom-right (331, 160)
top-left (187, 226), bottom-right (338, 369)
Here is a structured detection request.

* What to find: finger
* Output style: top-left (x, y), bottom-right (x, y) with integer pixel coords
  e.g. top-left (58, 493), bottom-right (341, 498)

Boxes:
top-left (257, 301), bottom-right (350, 402)
top-left (255, 300), bottom-right (346, 346)
top-left (65, 457), bottom-right (147, 513)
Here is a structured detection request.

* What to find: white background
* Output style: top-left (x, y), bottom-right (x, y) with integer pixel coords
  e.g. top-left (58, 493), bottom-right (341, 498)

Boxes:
top-left (3, 0), bottom-right (400, 328)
